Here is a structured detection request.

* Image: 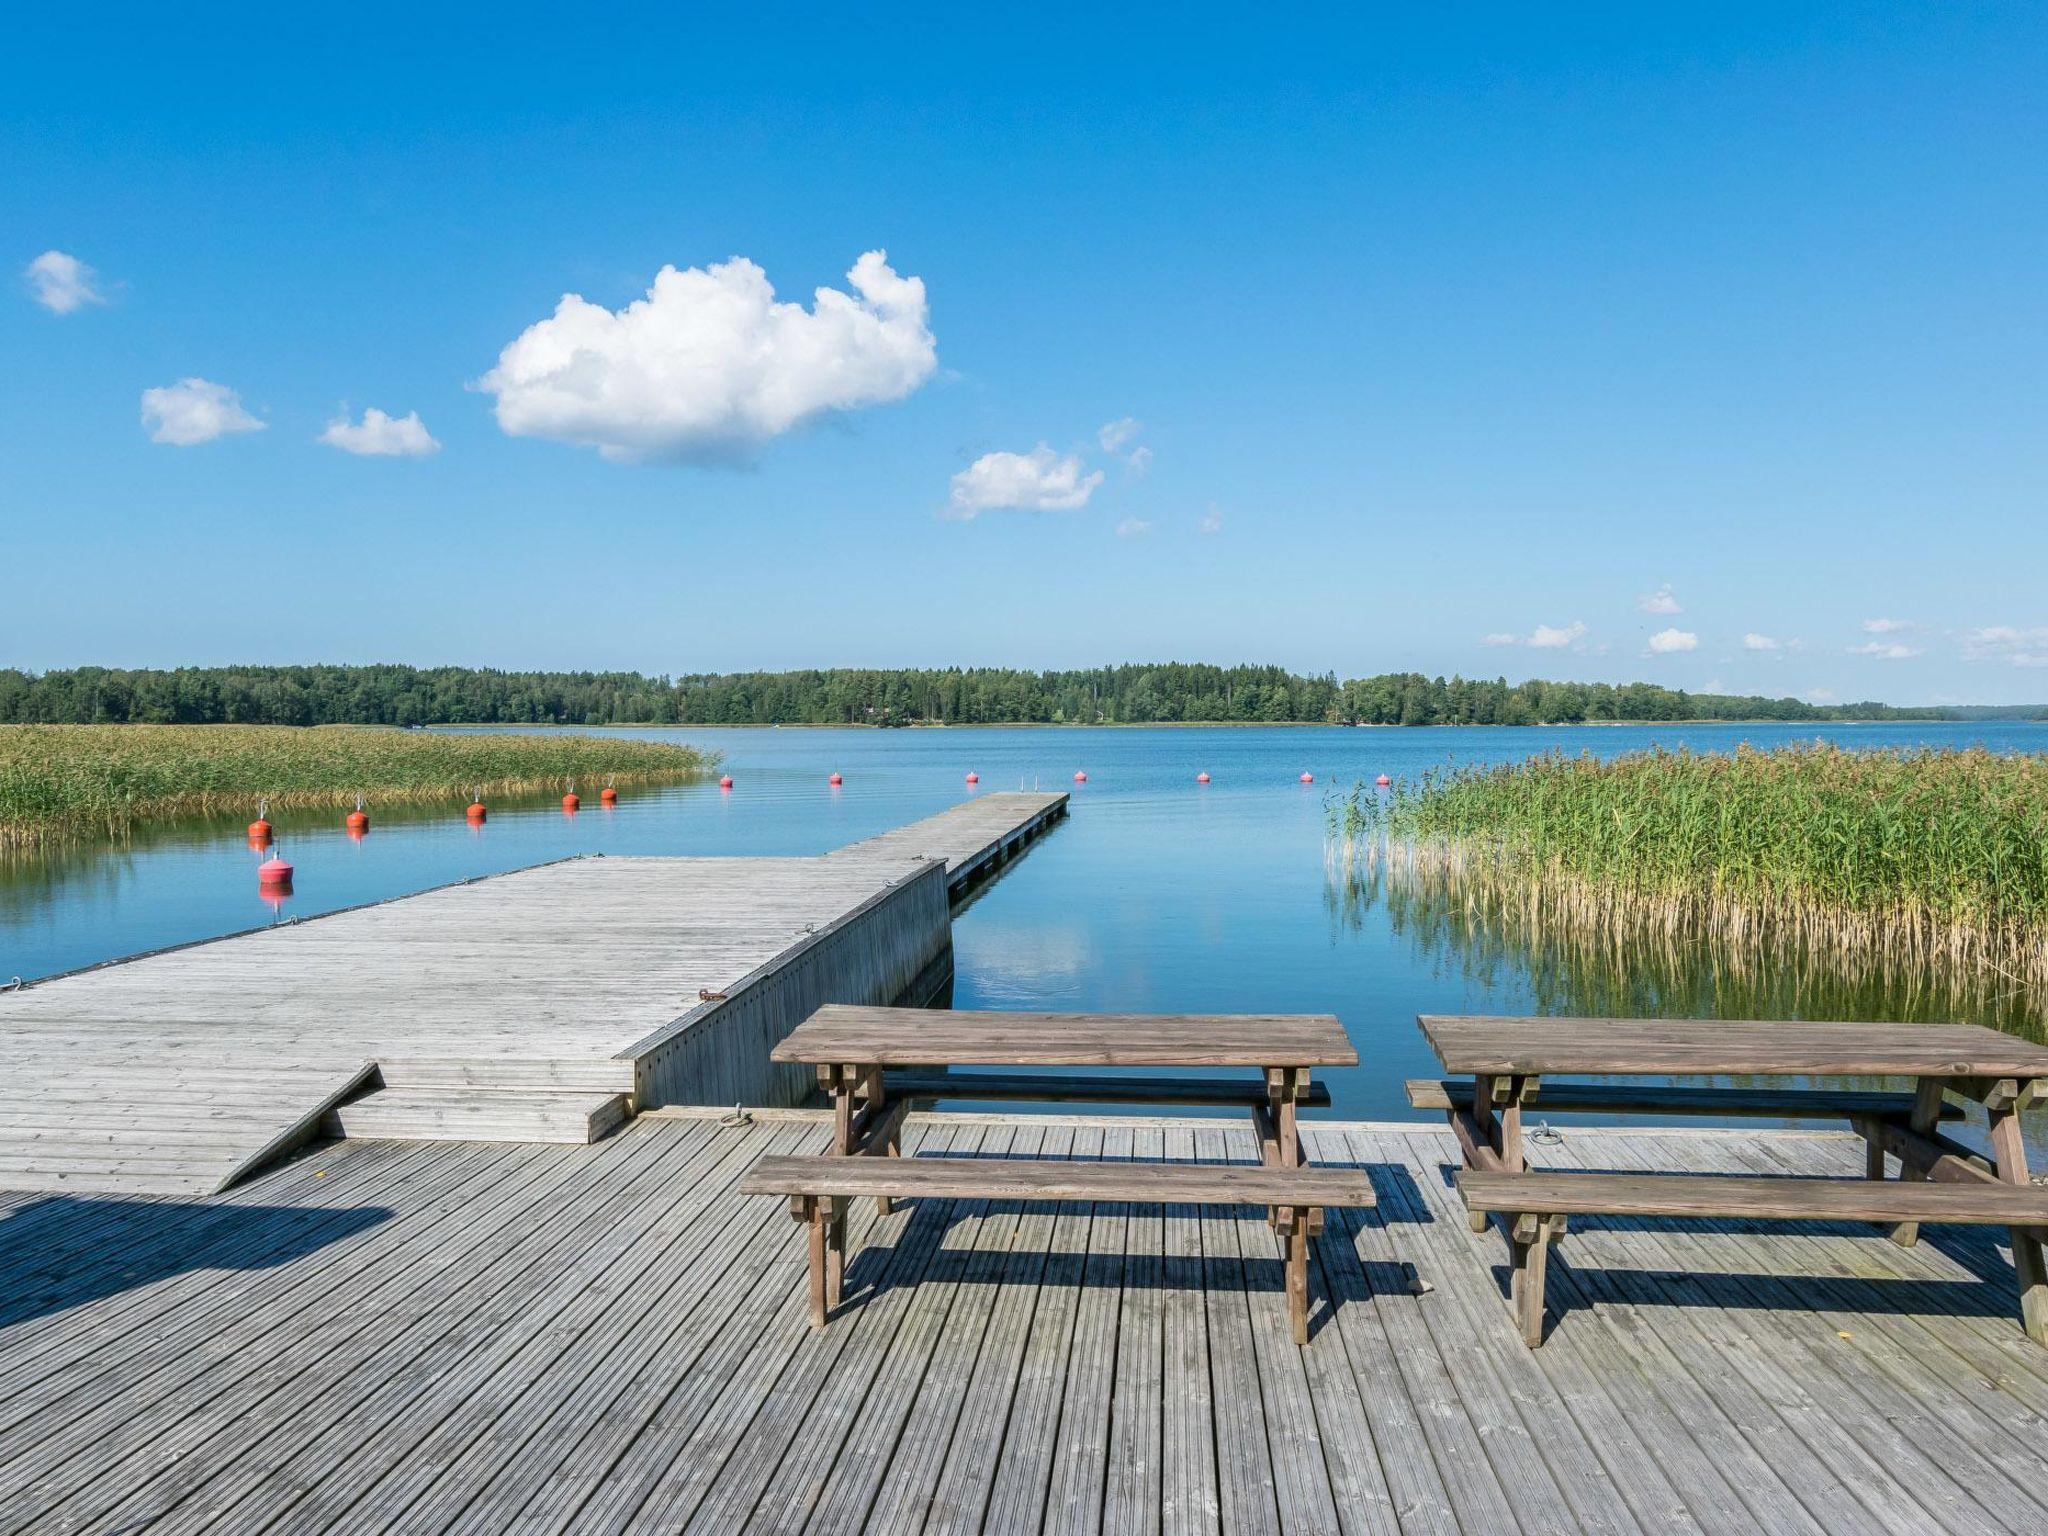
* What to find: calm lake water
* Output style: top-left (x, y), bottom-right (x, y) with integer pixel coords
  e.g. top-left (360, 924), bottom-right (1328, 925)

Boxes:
top-left (6, 721), bottom-right (2044, 1150)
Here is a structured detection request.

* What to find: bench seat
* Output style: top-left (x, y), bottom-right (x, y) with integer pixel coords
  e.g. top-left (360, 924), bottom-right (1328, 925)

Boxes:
top-left (746, 1152), bottom-right (1370, 1341)
top-left (744, 1153), bottom-right (1372, 1207)
top-left (1407, 1078), bottom-right (1965, 1121)
top-left (1458, 1168), bottom-right (2048, 1226)
top-left (1457, 1167), bottom-right (2048, 1348)
top-left (886, 1071), bottom-right (1333, 1109)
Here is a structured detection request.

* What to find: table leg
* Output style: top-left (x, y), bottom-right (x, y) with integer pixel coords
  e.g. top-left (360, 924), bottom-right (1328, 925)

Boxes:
top-left (1286, 1209), bottom-right (1310, 1344)
top-left (1467, 1074), bottom-right (1496, 1231)
top-left (1889, 1076), bottom-right (1948, 1248)
top-left (862, 1066), bottom-right (895, 1215)
top-left (1987, 1093), bottom-right (2048, 1346)
top-left (1499, 1075), bottom-right (1526, 1174)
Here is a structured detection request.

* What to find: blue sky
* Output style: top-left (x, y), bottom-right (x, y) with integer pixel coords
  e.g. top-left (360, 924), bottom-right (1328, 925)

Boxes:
top-left (3, 4), bottom-right (2045, 703)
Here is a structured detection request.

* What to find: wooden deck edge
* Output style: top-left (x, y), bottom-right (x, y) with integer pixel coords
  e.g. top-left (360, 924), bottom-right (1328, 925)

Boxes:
top-left (633, 1105), bottom-right (1867, 1139)
top-left (211, 1059), bottom-right (382, 1193)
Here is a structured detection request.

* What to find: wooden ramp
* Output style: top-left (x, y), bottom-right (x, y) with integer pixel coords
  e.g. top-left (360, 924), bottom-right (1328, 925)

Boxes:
top-left (4, 1115), bottom-right (2046, 1535)
top-left (0, 797), bottom-right (1066, 1196)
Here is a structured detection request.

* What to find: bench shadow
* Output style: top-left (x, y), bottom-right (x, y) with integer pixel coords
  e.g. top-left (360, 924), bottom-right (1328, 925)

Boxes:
top-left (0, 1195), bottom-right (392, 1329)
top-left (831, 1150), bottom-right (1427, 1343)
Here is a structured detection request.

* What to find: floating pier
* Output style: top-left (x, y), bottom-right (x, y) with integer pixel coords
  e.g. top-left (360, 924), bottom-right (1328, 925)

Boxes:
top-left (0, 792), bottom-right (1067, 1194)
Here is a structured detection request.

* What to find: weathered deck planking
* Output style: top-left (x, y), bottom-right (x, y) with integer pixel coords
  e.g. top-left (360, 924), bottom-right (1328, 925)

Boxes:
top-left (6, 1112), bottom-right (2048, 1533)
top-left (0, 795), bottom-right (1065, 1194)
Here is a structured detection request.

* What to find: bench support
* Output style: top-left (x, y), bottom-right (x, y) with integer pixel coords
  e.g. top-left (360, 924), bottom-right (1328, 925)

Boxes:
top-left (1508, 1212), bottom-right (1567, 1346)
top-left (792, 1194), bottom-right (845, 1326)
top-left (1988, 1104), bottom-right (2048, 1345)
top-left (1888, 1077), bottom-right (1950, 1248)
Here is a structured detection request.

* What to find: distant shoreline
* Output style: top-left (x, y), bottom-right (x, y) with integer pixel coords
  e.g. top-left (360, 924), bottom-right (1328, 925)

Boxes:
top-left (434, 717), bottom-right (2047, 731)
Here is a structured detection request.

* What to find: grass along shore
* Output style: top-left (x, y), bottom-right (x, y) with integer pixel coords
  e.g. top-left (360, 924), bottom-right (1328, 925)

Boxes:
top-left (0, 725), bottom-right (716, 852)
top-left (1328, 744), bottom-right (2048, 1020)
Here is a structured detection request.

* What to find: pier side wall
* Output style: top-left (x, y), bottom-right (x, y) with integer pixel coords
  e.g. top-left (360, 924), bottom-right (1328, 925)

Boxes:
top-left (625, 858), bottom-right (951, 1109)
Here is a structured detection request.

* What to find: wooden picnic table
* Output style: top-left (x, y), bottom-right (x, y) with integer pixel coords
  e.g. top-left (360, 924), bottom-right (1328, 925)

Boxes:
top-left (1415, 1014), bottom-right (2048, 1347)
top-left (759, 1004), bottom-right (1363, 1340)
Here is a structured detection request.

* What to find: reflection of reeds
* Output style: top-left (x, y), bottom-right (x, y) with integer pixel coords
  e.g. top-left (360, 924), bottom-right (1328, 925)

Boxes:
top-left (1326, 744), bottom-right (2048, 1037)
top-left (0, 725), bottom-right (716, 852)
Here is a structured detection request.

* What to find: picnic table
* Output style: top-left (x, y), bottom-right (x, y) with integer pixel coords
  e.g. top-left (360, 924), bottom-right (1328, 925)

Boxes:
top-left (1410, 1014), bottom-right (2048, 1347)
top-left (743, 1005), bottom-right (1367, 1342)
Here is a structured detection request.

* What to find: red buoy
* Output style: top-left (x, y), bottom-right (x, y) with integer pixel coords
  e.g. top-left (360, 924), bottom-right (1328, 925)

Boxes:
top-left (1299, 772), bottom-right (1314, 784)
top-left (247, 818), bottom-right (273, 845)
top-left (466, 798), bottom-right (487, 823)
top-left (345, 809), bottom-right (369, 834)
top-left (1196, 772), bottom-right (1211, 784)
top-left (1376, 773), bottom-right (1392, 788)
top-left (258, 854), bottom-right (293, 887)
top-left (828, 773), bottom-right (843, 786)
top-left (719, 774), bottom-right (734, 790)
top-left (1073, 770), bottom-right (1088, 783)
top-left (600, 786), bottom-right (618, 805)
top-left (562, 793), bottom-right (580, 813)
top-left (965, 771), bottom-right (979, 785)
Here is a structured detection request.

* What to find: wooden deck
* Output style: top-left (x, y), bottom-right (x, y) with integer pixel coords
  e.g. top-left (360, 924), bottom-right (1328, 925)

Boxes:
top-left (5, 1111), bottom-right (2046, 1535)
top-left (0, 795), bottom-right (1066, 1195)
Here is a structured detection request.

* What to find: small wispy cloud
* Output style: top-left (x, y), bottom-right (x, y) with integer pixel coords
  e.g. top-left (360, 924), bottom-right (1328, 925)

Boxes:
top-left (1125, 444), bottom-right (1153, 476)
top-left (1483, 621), bottom-right (1589, 650)
top-left (319, 407), bottom-right (441, 458)
top-left (1805, 687), bottom-right (1836, 703)
top-left (1960, 625), bottom-right (2048, 667)
top-left (1862, 617), bottom-right (1918, 634)
top-left (1098, 417), bottom-right (1141, 454)
top-left (945, 445), bottom-right (1104, 518)
top-left (1198, 504), bottom-right (1223, 534)
top-left (1114, 517), bottom-right (1153, 539)
top-left (1743, 633), bottom-right (1784, 652)
top-left (1646, 628), bottom-right (1699, 654)
top-left (24, 250), bottom-right (106, 314)
top-left (1635, 583), bottom-right (1682, 616)
top-left (1849, 640), bottom-right (1920, 660)
top-left (140, 378), bottom-right (265, 446)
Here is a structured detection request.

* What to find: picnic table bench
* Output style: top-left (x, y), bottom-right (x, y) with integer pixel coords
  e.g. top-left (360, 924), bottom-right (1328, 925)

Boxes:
top-left (741, 1006), bottom-right (1368, 1342)
top-left (1412, 1014), bottom-right (2048, 1347)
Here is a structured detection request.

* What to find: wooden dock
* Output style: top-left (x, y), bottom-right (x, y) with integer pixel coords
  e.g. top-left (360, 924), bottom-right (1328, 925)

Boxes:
top-left (3, 1111), bottom-right (2045, 1535)
top-left (0, 794), bottom-right (1067, 1195)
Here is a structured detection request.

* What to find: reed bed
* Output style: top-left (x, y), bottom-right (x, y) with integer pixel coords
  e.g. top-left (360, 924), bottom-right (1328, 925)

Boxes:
top-left (1328, 745), bottom-right (2048, 1027)
top-left (0, 725), bottom-right (715, 851)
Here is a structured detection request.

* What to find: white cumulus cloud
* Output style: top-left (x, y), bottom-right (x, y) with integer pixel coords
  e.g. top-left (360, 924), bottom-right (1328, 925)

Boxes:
top-left (1635, 583), bottom-right (1682, 615)
top-left (480, 250), bottom-right (936, 464)
top-left (319, 407), bottom-right (441, 458)
top-left (25, 250), bottom-right (106, 314)
top-left (1646, 628), bottom-right (1699, 654)
top-left (1849, 640), bottom-right (1920, 660)
top-left (946, 445), bottom-right (1104, 518)
top-left (1743, 633), bottom-right (1784, 651)
top-left (1114, 517), bottom-right (1153, 538)
top-left (1528, 621), bottom-right (1589, 650)
top-left (140, 378), bottom-right (264, 446)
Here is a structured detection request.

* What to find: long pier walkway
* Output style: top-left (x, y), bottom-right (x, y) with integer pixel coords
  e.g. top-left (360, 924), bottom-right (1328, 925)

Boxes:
top-left (3, 1112), bottom-right (2043, 1535)
top-left (0, 793), bottom-right (1066, 1195)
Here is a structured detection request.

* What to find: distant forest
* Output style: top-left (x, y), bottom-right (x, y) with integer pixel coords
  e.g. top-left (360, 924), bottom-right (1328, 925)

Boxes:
top-left (4, 663), bottom-right (2040, 729)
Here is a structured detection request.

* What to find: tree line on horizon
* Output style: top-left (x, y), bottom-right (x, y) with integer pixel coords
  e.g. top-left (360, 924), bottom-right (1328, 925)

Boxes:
top-left (3, 663), bottom-right (2035, 729)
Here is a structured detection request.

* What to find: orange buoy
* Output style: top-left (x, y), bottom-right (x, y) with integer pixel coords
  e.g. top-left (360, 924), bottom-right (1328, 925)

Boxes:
top-left (719, 774), bottom-right (734, 790)
top-left (345, 806), bottom-right (369, 834)
top-left (965, 771), bottom-right (979, 784)
top-left (1197, 772), bottom-right (1211, 784)
top-left (1299, 772), bottom-right (1314, 784)
top-left (247, 818), bottom-right (273, 845)
top-left (1376, 773), bottom-right (1392, 787)
top-left (562, 793), bottom-right (580, 812)
top-left (1073, 770), bottom-right (1088, 783)
top-left (600, 786), bottom-right (618, 805)
top-left (466, 797), bottom-right (487, 823)
top-left (258, 854), bottom-right (293, 888)
top-left (828, 772), bottom-right (843, 786)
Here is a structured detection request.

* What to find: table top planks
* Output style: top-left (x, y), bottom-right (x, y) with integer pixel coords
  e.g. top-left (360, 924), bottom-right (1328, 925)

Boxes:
top-left (1419, 1013), bottom-right (2048, 1078)
top-left (772, 1006), bottom-right (1359, 1068)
